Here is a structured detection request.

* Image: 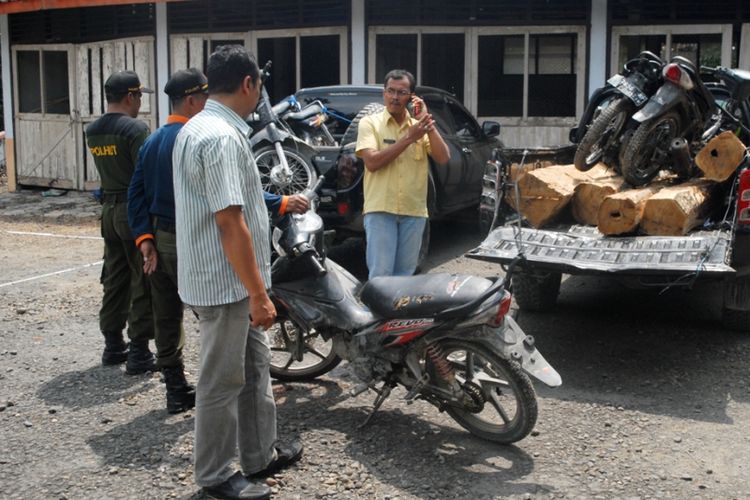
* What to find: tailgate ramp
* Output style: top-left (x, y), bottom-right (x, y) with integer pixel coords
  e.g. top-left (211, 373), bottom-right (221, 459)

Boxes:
top-left (467, 225), bottom-right (735, 276)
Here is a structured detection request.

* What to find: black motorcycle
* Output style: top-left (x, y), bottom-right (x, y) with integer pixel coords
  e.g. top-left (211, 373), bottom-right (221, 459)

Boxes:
top-left (619, 56), bottom-right (718, 186)
top-left (266, 177), bottom-right (561, 444)
top-left (574, 51), bottom-right (664, 172)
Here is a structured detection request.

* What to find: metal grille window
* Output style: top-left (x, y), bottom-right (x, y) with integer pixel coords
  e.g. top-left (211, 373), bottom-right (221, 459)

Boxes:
top-left (477, 32), bottom-right (578, 118)
top-left (373, 31), bottom-right (465, 102)
top-left (17, 50), bottom-right (70, 115)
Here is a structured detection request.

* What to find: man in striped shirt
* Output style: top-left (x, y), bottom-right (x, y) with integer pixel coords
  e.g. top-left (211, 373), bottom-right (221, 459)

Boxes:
top-left (172, 46), bottom-right (302, 500)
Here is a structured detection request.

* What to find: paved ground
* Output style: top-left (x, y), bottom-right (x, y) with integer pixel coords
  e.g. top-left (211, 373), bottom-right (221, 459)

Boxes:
top-left (1, 187), bottom-right (750, 499)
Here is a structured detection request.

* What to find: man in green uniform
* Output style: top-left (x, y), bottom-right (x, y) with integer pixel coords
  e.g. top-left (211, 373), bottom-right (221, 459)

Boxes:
top-left (86, 70), bottom-right (156, 374)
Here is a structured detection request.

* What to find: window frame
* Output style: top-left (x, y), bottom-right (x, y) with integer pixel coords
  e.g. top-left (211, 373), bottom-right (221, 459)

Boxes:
top-left (368, 25), bottom-right (586, 127)
top-left (610, 24), bottom-right (733, 76)
top-left (12, 44), bottom-right (75, 119)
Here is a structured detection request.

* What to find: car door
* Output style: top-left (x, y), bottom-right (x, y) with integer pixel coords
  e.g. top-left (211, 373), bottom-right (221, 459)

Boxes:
top-left (420, 92), bottom-right (468, 215)
top-left (444, 97), bottom-right (498, 211)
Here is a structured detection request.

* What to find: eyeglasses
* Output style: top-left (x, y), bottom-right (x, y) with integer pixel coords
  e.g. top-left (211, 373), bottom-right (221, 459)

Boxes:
top-left (384, 88), bottom-right (411, 97)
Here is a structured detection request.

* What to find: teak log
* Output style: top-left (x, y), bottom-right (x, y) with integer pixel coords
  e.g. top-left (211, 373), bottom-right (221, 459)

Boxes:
top-left (572, 175), bottom-right (626, 226)
top-left (695, 131), bottom-right (746, 182)
top-left (515, 163), bottom-right (617, 228)
top-left (597, 184), bottom-right (664, 235)
top-left (640, 179), bottom-right (714, 236)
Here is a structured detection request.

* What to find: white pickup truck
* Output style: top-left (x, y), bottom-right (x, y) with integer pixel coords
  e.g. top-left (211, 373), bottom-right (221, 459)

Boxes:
top-left (468, 145), bottom-right (750, 332)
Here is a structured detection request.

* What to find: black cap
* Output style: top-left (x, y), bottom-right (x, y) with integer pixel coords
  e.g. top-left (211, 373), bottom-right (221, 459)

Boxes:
top-left (164, 68), bottom-right (209, 98)
top-left (104, 70), bottom-right (154, 95)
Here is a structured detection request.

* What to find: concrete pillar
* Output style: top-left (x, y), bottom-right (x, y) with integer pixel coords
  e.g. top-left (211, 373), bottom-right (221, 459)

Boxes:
top-left (155, 2), bottom-right (170, 126)
top-left (588, 0), bottom-right (608, 97)
top-left (351, 0), bottom-right (365, 84)
top-left (1, 14), bottom-right (16, 191)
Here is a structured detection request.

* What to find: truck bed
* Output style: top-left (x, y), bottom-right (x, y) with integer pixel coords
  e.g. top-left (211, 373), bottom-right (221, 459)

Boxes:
top-left (466, 224), bottom-right (736, 277)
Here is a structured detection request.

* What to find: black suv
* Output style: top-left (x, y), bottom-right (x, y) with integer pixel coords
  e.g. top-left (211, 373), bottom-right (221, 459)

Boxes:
top-left (292, 85), bottom-right (503, 241)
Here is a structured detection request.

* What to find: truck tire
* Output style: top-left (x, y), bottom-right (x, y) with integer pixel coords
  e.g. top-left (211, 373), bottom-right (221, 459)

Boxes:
top-left (341, 103), bottom-right (384, 147)
top-left (512, 270), bottom-right (562, 311)
top-left (722, 277), bottom-right (750, 332)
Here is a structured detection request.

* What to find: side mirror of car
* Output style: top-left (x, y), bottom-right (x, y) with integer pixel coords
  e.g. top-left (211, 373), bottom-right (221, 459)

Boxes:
top-left (482, 121), bottom-right (501, 138)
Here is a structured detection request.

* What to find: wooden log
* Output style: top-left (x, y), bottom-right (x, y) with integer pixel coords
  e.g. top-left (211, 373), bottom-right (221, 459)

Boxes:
top-left (597, 184), bottom-right (664, 235)
top-left (515, 164), bottom-right (593, 228)
top-left (695, 131), bottom-right (746, 182)
top-left (640, 179), bottom-right (715, 236)
top-left (572, 175), bottom-right (626, 226)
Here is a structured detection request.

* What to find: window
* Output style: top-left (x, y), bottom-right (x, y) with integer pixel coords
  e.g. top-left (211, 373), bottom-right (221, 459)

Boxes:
top-left (447, 99), bottom-right (479, 138)
top-left (374, 31), bottom-right (465, 101)
top-left (477, 32), bottom-right (578, 117)
top-left (258, 37), bottom-right (296, 103)
top-left (17, 49), bottom-right (70, 114)
top-left (611, 26), bottom-right (733, 76)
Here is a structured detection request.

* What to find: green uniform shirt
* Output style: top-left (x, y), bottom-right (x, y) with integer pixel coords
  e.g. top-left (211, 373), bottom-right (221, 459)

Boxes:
top-left (85, 113), bottom-right (150, 193)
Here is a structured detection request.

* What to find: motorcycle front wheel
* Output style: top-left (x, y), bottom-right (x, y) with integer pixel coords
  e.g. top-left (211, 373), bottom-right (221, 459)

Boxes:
top-left (268, 318), bottom-right (341, 381)
top-left (255, 145), bottom-right (318, 195)
top-left (430, 339), bottom-right (538, 444)
top-left (574, 96), bottom-right (634, 171)
top-left (620, 112), bottom-right (681, 187)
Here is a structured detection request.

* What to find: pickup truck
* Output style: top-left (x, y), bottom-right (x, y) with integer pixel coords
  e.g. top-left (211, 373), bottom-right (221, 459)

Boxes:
top-left (468, 146), bottom-right (750, 332)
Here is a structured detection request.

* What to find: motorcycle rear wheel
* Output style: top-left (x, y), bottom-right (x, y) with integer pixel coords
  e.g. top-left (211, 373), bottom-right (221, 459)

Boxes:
top-left (620, 112), bottom-right (681, 187)
top-left (574, 97), bottom-right (633, 172)
top-left (268, 318), bottom-right (341, 381)
top-left (431, 339), bottom-right (538, 444)
top-left (255, 145), bottom-right (317, 195)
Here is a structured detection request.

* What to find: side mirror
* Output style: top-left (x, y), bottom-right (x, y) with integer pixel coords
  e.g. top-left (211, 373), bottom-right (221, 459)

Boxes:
top-left (482, 121), bottom-right (501, 138)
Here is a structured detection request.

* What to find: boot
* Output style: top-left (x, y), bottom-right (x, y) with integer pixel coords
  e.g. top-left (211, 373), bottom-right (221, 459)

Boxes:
top-left (163, 364), bottom-right (196, 414)
top-left (125, 340), bottom-right (156, 375)
top-left (101, 332), bottom-right (128, 366)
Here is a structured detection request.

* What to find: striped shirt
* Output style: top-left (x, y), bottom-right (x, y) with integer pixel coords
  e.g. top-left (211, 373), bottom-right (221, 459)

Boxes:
top-left (172, 99), bottom-right (271, 307)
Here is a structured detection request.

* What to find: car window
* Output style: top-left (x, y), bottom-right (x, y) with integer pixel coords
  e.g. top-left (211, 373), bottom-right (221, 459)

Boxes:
top-left (447, 99), bottom-right (480, 138)
top-left (422, 94), bottom-right (454, 136)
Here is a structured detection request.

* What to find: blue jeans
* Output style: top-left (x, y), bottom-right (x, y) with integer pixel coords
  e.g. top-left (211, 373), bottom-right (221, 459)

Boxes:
top-left (364, 212), bottom-right (427, 279)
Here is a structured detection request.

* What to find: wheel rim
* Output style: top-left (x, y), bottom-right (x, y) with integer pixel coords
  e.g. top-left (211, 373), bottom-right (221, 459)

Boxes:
top-left (633, 116), bottom-right (679, 179)
top-left (442, 344), bottom-right (523, 433)
top-left (269, 320), bottom-right (336, 375)
top-left (255, 149), bottom-right (315, 195)
top-left (587, 108), bottom-right (629, 166)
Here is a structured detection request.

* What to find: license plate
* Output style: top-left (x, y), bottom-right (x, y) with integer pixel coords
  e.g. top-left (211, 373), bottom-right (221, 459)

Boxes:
top-left (608, 74), bottom-right (648, 106)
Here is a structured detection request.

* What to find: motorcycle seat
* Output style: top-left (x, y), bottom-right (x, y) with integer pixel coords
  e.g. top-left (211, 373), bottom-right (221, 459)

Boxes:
top-left (360, 273), bottom-right (494, 320)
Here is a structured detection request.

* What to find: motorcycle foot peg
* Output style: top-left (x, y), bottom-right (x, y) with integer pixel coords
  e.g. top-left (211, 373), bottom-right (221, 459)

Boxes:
top-left (349, 383), bottom-right (369, 397)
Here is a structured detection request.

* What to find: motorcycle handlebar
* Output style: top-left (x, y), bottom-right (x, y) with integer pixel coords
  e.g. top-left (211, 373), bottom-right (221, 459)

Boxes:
top-left (307, 252), bottom-right (327, 277)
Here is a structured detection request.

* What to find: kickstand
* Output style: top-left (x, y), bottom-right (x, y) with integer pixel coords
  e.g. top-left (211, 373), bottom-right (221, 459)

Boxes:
top-left (358, 384), bottom-right (392, 429)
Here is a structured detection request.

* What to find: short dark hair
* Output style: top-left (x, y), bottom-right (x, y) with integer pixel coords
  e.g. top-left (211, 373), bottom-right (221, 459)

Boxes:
top-left (105, 92), bottom-right (128, 104)
top-left (383, 69), bottom-right (415, 93)
top-left (206, 45), bottom-right (260, 95)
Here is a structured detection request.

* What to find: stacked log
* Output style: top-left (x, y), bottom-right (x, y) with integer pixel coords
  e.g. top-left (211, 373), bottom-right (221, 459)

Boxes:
top-left (572, 175), bottom-right (626, 226)
top-left (640, 179), bottom-right (715, 236)
top-left (597, 184), bottom-right (665, 235)
top-left (695, 130), bottom-right (746, 182)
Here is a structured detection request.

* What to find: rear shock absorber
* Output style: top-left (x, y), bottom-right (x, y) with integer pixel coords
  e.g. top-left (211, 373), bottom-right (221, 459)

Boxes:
top-left (426, 344), bottom-right (455, 383)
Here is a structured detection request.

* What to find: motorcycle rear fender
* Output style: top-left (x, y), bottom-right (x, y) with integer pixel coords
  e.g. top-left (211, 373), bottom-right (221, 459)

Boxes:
top-left (632, 83), bottom-right (684, 123)
top-left (491, 317), bottom-right (562, 387)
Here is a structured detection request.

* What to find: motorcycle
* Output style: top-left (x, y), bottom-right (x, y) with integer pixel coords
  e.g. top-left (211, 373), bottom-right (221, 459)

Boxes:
top-left (574, 51), bottom-right (664, 172)
top-left (266, 177), bottom-right (561, 444)
top-left (699, 66), bottom-right (750, 145)
top-left (249, 61), bottom-right (319, 195)
top-left (619, 56), bottom-right (718, 186)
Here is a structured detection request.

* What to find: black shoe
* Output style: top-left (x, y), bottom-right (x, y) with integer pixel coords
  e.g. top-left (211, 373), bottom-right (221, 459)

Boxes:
top-left (248, 440), bottom-right (303, 478)
top-left (102, 333), bottom-right (128, 366)
top-left (203, 471), bottom-right (270, 500)
top-left (163, 365), bottom-right (196, 414)
top-left (125, 340), bottom-right (156, 375)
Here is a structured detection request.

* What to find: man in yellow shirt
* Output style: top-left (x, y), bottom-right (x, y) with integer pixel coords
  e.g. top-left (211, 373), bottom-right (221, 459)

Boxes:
top-left (355, 69), bottom-right (450, 278)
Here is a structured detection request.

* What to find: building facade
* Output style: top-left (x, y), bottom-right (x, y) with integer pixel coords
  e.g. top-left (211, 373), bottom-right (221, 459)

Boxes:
top-left (1, 0), bottom-right (749, 191)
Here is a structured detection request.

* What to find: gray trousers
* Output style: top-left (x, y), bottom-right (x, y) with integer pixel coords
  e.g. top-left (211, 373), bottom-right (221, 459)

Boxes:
top-left (191, 298), bottom-right (277, 487)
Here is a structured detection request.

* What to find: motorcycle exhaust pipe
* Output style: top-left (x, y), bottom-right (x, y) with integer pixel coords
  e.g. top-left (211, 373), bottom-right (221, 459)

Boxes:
top-left (670, 137), bottom-right (693, 179)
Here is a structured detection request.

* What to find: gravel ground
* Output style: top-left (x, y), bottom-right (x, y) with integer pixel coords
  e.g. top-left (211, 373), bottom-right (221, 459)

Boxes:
top-left (1, 193), bottom-right (750, 499)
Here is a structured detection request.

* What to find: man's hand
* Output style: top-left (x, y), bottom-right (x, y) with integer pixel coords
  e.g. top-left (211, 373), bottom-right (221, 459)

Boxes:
top-left (406, 114), bottom-right (436, 142)
top-left (139, 239), bottom-right (158, 275)
top-left (249, 292), bottom-right (276, 330)
top-left (285, 194), bottom-right (310, 214)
